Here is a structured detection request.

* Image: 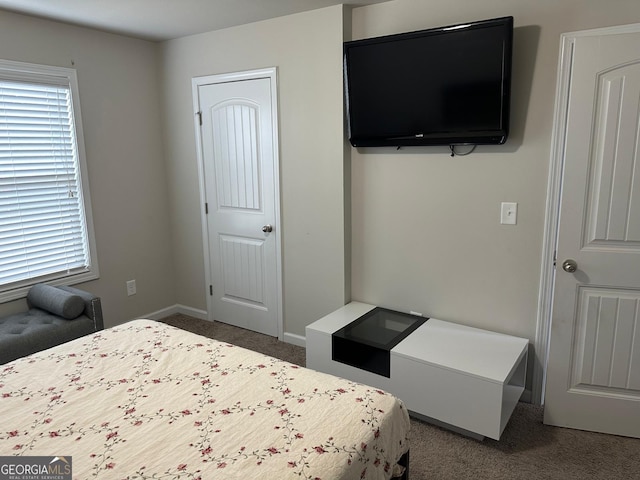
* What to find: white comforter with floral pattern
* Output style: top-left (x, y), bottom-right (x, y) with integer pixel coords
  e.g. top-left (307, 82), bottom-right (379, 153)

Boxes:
top-left (0, 319), bottom-right (410, 479)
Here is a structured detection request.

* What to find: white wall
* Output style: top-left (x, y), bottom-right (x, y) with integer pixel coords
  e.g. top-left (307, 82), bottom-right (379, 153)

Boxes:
top-left (349, 0), bottom-right (640, 390)
top-left (159, 5), bottom-right (348, 337)
top-left (0, 10), bottom-right (176, 326)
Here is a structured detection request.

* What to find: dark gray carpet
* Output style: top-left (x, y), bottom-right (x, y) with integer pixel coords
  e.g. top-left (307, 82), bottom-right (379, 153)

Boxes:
top-left (159, 314), bottom-right (640, 479)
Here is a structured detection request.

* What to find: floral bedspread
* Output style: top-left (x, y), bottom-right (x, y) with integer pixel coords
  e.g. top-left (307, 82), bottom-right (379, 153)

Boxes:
top-left (0, 319), bottom-right (410, 479)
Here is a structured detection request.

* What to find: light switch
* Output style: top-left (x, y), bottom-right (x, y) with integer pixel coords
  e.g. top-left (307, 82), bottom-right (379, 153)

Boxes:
top-left (500, 202), bottom-right (517, 225)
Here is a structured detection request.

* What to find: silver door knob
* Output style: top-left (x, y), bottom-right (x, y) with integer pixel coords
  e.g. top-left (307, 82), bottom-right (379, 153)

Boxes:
top-left (562, 259), bottom-right (578, 273)
top-left (262, 224), bottom-right (273, 233)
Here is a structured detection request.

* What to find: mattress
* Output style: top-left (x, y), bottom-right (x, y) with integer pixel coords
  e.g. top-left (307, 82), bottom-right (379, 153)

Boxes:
top-left (0, 319), bottom-right (410, 479)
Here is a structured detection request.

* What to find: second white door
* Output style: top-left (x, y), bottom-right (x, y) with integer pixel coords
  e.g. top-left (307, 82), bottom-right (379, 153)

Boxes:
top-left (544, 25), bottom-right (640, 438)
top-left (195, 70), bottom-right (280, 337)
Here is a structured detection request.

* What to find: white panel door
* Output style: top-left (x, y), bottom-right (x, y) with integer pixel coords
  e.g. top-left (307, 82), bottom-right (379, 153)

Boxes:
top-left (544, 25), bottom-right (640, 437)
top-left (195, 72), bottom-right (280, 337)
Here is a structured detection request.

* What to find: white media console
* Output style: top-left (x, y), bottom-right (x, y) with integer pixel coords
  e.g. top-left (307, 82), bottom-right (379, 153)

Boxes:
top-left (306, 302), bottom-right (528, 440)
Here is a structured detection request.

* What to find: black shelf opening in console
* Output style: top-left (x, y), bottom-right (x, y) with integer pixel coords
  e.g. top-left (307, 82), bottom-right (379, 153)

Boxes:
top-left (332, 307), bottom-right (428, 377)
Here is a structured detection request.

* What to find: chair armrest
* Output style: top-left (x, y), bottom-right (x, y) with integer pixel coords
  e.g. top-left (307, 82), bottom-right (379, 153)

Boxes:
top-left (58, 285), bottom-right (104, 331)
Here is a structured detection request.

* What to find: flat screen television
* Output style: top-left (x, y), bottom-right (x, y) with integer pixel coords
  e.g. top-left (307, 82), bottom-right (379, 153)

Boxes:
top-left (344, 16), bottom-right (513, 147)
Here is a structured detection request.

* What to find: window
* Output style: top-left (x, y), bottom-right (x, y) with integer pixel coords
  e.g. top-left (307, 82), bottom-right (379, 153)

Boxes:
top-left (0, 60), bottom-right (98, 302)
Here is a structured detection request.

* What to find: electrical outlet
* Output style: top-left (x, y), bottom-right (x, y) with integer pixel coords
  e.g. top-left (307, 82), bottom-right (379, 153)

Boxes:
top-left (126, 280), bottom-right (136, 296)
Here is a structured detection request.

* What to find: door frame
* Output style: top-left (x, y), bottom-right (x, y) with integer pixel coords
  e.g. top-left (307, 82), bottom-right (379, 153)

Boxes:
top-left (191, 67), bottom-right (284, 340)
top-left (535, 22), bottom-right (640, 405)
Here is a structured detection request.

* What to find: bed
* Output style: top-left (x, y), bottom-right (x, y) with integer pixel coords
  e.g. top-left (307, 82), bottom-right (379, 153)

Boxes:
top-left (0, 319), bottom-right (410, 479)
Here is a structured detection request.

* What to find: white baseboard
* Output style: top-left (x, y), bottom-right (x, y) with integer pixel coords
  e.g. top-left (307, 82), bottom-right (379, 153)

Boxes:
top-left (137, 304), bottom-right (306, 347)
top-left (139, 304), bottom-right (208, 321)
top-left (283, 331), bottom-right (306, 348)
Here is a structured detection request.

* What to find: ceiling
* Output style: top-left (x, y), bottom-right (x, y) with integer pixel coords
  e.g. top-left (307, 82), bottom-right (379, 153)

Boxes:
top-left (0, 0), bottom-right (388, 42)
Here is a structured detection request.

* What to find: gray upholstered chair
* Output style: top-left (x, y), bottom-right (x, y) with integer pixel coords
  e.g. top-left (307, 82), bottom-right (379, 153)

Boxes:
top-left (0, 284), bottom-right (103, 365)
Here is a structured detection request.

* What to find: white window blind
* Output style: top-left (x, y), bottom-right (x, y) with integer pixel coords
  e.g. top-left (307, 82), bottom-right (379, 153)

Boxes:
top-left (0, 61), bottom-right (98, 300)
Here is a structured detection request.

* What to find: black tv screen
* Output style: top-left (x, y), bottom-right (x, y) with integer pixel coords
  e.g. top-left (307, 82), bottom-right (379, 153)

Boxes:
top-left (344, 16), bottom-right (513, 147)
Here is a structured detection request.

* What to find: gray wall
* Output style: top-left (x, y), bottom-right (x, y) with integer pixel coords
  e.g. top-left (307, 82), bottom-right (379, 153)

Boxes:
top-left (3, 0), bottom-right (640, 366)
top-left (349, 0), bottom-right (640, 391)
top-left (351, 0), bottom-right (640, 336)
top-left (159, 5), bottom-right (348, 338)
top-left (0, 10), bottom-right (176, 326)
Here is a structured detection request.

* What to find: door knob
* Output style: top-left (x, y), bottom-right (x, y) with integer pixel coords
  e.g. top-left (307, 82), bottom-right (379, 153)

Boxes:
top-left (562, 259), bottom-right (578, 273)
top-left (262, 224), bottom-right (273, 233)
